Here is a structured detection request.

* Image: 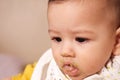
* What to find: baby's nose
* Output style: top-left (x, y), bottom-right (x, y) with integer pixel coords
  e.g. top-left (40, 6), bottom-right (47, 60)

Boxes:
top-left (61, 42), bottom-right (75, 57)
top-left (61, 52), bottom-right (75, 57)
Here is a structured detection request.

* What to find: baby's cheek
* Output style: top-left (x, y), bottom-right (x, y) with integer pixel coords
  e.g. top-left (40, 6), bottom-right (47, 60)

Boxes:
top-left (80, 60), bottom-right (102, 74)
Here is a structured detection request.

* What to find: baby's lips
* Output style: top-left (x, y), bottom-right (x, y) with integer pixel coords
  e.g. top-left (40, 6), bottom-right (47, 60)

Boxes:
top-left (63, 64), bottom-right (73, 71)
top-left (62, 63), bottom-right (79, 76)
top-left (63, 63), bottom-right (76, 71)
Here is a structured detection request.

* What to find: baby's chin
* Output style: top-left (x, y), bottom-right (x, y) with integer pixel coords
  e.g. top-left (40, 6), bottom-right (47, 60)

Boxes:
top-left (67, 74), bottom-right (87, 80)
top-left (61, 66), bottom-right (98, 80)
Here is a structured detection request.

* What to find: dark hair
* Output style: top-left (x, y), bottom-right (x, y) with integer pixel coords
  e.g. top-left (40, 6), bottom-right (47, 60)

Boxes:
top-left (49, 0), bottom-right (64, 2)
top-left (48, 0), bottom-right (68, 3)
top-left (49, 0), bottom-right (54, 1)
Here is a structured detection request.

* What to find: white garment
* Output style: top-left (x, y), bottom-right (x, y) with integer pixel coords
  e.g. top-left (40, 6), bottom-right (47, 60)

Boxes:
top-left (31, 49), bottom-right (120, 80)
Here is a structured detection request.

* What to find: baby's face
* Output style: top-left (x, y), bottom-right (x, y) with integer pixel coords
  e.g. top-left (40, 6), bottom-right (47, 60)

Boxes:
top-left (48, 0), bottom-right (117, 80)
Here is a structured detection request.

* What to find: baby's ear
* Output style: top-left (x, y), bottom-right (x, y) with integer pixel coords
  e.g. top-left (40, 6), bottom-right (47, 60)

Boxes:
top-left (113, 27), bottom-right (120, 55)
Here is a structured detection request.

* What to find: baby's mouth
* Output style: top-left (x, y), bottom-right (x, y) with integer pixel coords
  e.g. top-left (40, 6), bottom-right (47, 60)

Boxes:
top-left (62, 62), bottom-right (79, 76)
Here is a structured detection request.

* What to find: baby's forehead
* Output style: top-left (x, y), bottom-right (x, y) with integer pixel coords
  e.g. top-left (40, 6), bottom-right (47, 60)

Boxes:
top-left (49, 0), bottom-right (113, 17)
top-left (48, 0), bottom-right (120, 29)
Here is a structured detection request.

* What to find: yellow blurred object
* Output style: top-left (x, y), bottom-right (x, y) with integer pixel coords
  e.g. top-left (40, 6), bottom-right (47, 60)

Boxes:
top-left (12, 63), bottom-right (36, 80)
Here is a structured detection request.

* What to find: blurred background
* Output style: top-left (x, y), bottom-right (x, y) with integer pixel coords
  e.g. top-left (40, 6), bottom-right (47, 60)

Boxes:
top-left (0, 0), bottom-right (50, 78)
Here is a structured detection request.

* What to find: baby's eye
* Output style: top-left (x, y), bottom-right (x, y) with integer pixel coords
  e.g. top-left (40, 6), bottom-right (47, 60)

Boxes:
top-left (75, 37), bottom-right (88, 43)
top-left (52, 37), bottom-right (62, 42)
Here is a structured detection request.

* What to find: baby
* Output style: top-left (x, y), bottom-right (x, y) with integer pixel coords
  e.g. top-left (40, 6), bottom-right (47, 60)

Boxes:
top-left (10, 0), bottom-right (120, 80)
top-left (44, 0), bottom-right (120, 80)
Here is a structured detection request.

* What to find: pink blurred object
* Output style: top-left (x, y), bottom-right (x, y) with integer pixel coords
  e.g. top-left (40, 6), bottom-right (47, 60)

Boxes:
top-left (0, 54), bottom-right (25, 79)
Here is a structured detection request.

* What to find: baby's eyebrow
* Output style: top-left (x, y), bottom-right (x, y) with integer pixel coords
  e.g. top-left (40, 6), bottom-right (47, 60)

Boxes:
top-left (48, 29), bottom-right (60, 34)
top-left (48, 29), bottom-right (95, 35)
top-left (73, 30), bottom-right (94, 34)
top-left (71, 30), bottom-right (95, 34)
